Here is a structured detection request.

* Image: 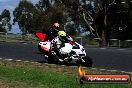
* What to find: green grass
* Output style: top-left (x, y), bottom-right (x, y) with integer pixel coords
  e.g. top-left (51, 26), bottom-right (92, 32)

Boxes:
top-left (0, 61), bottom-right (131, 88)
top-left (0, 35), bottom-right (38, 43)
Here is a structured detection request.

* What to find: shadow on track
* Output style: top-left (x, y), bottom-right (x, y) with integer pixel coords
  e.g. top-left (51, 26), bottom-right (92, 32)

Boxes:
top-left (37, 60), bottom-right (78, 66)
top-left (37, 55), bottom-right (93, 67)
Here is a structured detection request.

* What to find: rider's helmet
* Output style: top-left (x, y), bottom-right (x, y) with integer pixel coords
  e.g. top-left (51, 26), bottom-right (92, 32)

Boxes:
top-left (58, 31), bottom-right (67, 42)
top-left (52, 22), bottom-right (60, 31)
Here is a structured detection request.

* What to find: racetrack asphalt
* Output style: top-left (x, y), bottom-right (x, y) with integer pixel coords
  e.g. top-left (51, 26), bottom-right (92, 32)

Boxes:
top-left (0, 42), bottom-right (132, 72)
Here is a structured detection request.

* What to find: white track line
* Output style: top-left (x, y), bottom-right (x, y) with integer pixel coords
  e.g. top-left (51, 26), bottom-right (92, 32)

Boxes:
top-left (16, 60), bottom-right (22, 62)
top-left (1, 58), bottom-right (132, 73)
top-left (4, 59), bottom-right (13, 61)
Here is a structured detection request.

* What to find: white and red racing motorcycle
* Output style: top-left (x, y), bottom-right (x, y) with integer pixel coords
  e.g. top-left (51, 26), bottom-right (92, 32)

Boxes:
top-left (36, 32), bottom-right (93, 67)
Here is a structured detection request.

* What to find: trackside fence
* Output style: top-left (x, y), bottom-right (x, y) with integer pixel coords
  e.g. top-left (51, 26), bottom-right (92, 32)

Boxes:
top-left (0, 32), bottom-right (132, 48)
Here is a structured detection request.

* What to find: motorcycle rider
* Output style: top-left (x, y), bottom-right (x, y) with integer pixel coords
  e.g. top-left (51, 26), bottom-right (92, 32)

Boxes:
top-left (51, 31), bottom-right (73, 61)
top-left (51, 31), bottom-right (67, 48)
top-left (44, 22), bottom-right (60, 41)
top-left (44, 22), bottom-right (73, 41)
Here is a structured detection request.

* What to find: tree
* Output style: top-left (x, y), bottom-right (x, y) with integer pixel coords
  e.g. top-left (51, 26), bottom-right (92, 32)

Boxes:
top-left (127, 0), bottom-right (132, 39)
top-left (0, 24), bottom-right (6, 32)
top-left (13, 0), bottom-right (36, 34)
top-left (0, 9), bottom-right (12, 32)
top-left (90, 0), bottom-right (130, 46)
top-left (65, 23), bottom-right (77, 36)
top-left (34, 0), bottom-right (65, 32)
top-left (12, 0), bottom-right (132, 46)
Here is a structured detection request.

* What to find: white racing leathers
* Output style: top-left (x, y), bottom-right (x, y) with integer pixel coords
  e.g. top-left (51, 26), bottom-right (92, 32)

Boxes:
top-left (51, 36), bottom-right (73, 55)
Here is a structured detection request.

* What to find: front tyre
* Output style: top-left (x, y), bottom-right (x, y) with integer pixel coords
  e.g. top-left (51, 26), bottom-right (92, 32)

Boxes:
top-left (46, 52), bottom-right (60, 64)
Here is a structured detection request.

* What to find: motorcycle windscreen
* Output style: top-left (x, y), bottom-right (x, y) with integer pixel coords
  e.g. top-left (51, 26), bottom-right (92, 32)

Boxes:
top-left (36, 32), bottom-right (46, 41)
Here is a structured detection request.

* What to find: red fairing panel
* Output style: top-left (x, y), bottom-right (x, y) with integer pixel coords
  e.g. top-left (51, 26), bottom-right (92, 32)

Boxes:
top-left (69, 41), bottom-right (75, 45)
top-left (36, 32), bottom-right (46, 41)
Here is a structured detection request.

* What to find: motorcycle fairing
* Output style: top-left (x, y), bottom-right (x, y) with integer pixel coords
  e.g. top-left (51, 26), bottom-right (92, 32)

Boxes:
top-left (36, 32), bottom-right (46, 41)
top-left (69, 41), bottom-right (75, 45)
top-left (40, 45), bottom-right (49, 51)
top-left (39, 42), bottom-right (51, 52)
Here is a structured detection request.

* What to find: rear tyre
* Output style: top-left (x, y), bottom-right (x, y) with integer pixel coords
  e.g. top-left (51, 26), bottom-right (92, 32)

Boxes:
top-left (82, 56), bottom-right (93, 67)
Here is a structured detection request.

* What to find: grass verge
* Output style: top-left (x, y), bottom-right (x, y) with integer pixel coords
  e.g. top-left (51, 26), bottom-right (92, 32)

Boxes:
top-left (0, 60), bottom-right (131, 88)
top-left (0, 35), bottom-right (38, 43)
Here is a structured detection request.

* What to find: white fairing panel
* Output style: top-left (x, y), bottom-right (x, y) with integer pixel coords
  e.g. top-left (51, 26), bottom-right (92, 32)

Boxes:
top-left (59, 43), bottom-right (73, 55)
top-left (72, 42), bottom-right (86, 56)
top-left (39, 42), bottom-right (51, 51)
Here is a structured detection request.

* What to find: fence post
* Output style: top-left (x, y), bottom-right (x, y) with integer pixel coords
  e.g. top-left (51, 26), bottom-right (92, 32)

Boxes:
top-left (119, 40), bottom-right (121, 48)
top-left (109, 39), bottom-right (118, 47)
top-left (6, 33), bottom-right (7, 41)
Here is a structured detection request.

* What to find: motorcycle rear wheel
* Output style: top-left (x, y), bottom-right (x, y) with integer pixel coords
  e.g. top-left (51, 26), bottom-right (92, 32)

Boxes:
top-left (80, 56), bottom-right (93, 67)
